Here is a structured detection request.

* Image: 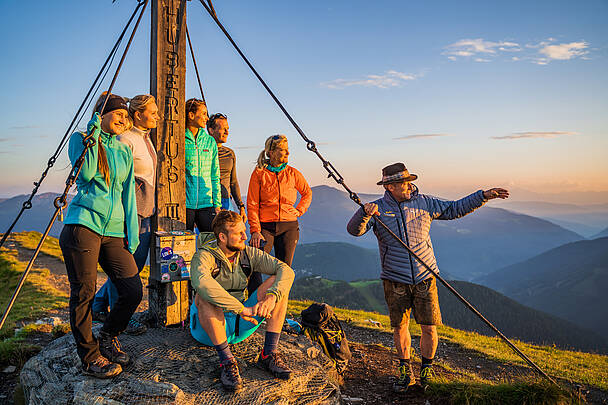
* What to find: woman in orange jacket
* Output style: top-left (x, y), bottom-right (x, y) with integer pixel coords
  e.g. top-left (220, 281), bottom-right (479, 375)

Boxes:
top-left (247, 134), bottom-right (312, 291)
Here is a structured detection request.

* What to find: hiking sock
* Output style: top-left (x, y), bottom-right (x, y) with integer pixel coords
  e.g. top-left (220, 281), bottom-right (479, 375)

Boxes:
top-left (421, 356), bottom-right (434, 369)
top-left (215, 341), bottom-right (234, 364)
top-left (263, 331), bottom-right (281, 355)
top-left (399, 358), bottom-right (411, 367)
top-left (399, 358), bottom-right (413, 375)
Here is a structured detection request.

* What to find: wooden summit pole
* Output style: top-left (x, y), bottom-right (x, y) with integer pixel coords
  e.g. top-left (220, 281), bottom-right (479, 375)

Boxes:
top-left (149, 0), bottom-right (190, 327)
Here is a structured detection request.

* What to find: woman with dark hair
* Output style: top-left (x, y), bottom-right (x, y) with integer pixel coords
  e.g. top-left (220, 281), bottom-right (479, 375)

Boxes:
top-left (247, 134), bottom-right (312, 292)
top-left (92, 95), bottom-right (160, 335)
top-left (185, 98), bottom-right (221, 232)
top-left (59, 93), bottom-right (142, 378)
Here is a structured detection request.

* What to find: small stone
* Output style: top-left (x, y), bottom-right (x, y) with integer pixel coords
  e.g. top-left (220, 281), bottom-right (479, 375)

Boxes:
top-left (3, 365), bottom-right (16, 373)
top-left (476, 365), bottom-right (482, 369)
top-left (306, 346), bottom-right (321, 359)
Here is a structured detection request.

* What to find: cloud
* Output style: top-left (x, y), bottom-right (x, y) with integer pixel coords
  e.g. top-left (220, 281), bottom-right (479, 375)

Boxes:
top-left (321, 70), bottom-right (418, 89)
top-left (8, 125), bottom-right (40, 130)
top-left (446, 38), bottom-right (591, 64)
top-left (443, 38), bottom-right (520, 61)
top-left (233, 145), bottom-right (260, 150)
top-left (394, 133), bottom-right (454, 140)
top-left (491, 131), bottom-right (579, 140)
top-left (0, 137), bottom-right (16, 142)
top-left (539, 41), bottom-right (588, 60)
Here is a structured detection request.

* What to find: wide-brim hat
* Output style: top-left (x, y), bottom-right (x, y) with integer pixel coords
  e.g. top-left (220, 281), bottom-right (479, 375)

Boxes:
top-left (377, 162), bottom-right (418, 185)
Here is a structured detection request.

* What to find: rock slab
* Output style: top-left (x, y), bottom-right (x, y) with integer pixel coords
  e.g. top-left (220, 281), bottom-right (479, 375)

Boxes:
top-left (20, 327), bottom-right (340, 405)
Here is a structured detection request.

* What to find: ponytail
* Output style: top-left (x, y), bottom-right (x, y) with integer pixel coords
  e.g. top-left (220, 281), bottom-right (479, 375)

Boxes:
top-left (91, 93), bottom-right (112, 185)
top-left (256, 134), bottom-right (287, 169)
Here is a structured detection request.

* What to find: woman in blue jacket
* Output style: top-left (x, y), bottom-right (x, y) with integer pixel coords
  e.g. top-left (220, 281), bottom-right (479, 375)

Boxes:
top-left (59, 93), bottom-right (142, 379)
top-left (184, 98), bottom-right (221, 232)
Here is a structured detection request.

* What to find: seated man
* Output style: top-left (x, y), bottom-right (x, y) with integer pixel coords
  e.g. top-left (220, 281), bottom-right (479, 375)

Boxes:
top-left (190, 210), bottom-right (295, 391)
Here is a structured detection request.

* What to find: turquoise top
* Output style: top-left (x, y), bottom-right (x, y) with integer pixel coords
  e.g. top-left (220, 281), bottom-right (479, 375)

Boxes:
top-left (63, 130), bottom-right (139, 253)
top-left (265, 162), bottom-right (287, 173)
top-left (185, 127), bottom-right (221, 209)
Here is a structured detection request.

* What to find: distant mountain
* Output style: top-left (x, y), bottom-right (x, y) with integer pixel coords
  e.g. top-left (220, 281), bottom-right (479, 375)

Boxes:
top-left (591, 227), bottom-right (608, 239)
top-left (292, 241), bottom-right (454, 281)
top-left (291, 277), bottom-right (608, 354)
top-left (0, 193), bottom-right (70, 238)
top-left (478, 237), bottom-right (608, 340)
top-left (299, 185), bottom-right (584, 280)
top-left (499, 200), bottom-right (608, 237)
top-left (292, 242), bottom-right (381, 281)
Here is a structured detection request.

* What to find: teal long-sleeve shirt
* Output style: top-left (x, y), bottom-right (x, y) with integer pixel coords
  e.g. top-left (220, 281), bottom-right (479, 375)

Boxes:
top-left (185, 128), bottom-right (221, 209)
top-left (63, 130), bottom-right (139, 254)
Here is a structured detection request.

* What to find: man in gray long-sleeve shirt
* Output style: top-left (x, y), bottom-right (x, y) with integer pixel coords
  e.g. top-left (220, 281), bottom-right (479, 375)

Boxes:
top-left (347, 162), bottom-right (508, 392)
top-left (207, 113), bottom-right (247, 221)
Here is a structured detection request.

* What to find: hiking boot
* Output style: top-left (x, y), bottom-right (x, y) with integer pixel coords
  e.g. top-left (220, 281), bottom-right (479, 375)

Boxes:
top-left (124, 318), bottom-right (147, 335)
top-left (420, 365), bottom-right (436, 387)
top-left (99, 331), bottom-right (130, 366)
top-left (92, 311), bottom-right (108, 323)
top-left (393, 363), bottom-right (415, 393)
top-left (219, 358), bottom-right (243, 392)
top-left (82, 355), bottom-right (122, 378)
top-left (257, 351), bottom-right (292, 380)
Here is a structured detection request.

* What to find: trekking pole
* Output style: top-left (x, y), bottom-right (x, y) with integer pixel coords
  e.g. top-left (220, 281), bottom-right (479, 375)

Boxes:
top-left (195, 0), bottom-right (559, 387)
top-left (0, 0), bottom-right (145, 251)
top-left (0, 0), bottom-right (150, 332)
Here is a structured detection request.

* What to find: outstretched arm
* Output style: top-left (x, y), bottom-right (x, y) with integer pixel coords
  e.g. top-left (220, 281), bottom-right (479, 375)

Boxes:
top-left (432, 188), bottom-right (509, 220)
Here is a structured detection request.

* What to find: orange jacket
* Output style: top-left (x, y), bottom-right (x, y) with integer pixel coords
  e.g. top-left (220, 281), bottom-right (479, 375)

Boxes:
top-left (247, 165), bottom-right (312, 233)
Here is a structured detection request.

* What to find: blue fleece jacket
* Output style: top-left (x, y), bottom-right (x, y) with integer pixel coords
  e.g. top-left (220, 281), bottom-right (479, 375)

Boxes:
top-left (63, 130), bottom-right (139, 253)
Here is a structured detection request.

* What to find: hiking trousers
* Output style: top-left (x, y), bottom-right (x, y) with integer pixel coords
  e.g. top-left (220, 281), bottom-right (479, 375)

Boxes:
top-left (248, 220), bottom-right (299, 294)
top-left (93, 215), bottom-right (151, 313)
top-left (186, 207), bottom-right (217, 233)
top-left (59, 224), bottom-right (143, 364)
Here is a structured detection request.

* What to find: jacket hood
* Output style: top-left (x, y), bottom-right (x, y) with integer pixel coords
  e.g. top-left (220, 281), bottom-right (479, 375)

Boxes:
top-left (197, 231), bottom-right (233, 266)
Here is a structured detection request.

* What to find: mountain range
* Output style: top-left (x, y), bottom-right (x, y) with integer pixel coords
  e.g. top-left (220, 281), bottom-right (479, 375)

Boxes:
top-left (477, 237), bottom-right (608, 340)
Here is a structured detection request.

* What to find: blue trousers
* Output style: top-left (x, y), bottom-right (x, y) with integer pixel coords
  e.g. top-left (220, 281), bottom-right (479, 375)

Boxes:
top-left (92, 216), bottom-right (151, 313)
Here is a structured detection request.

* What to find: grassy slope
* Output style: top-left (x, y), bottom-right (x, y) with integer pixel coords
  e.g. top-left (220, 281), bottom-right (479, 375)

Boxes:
top-left (0, 249), bottom-right (68, 337)
top-left (288, 300), bottom-right (608, 391)
top-left (10, 231), bottom-right (64, 262)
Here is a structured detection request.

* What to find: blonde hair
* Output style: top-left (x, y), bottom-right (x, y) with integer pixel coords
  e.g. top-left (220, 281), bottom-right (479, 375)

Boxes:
top-left (126, 94), bottom-right (156, 123)
top-left (256, 134), bottom-right (288, 169)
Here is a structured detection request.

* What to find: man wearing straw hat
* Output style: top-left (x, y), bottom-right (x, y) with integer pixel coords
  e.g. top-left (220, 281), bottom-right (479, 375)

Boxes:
top-left (347, 162), bottom-right (508, 392)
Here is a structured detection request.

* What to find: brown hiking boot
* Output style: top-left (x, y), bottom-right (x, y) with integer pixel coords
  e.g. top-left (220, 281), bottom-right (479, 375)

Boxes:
top-left (257, 351), bottom-right (292, 380)
top-left (220, 358), bottom-right (243, 392)
top-left (82, 355), bottom-right (122, 378)
top-left (99, 331), bottom-right (130, 366)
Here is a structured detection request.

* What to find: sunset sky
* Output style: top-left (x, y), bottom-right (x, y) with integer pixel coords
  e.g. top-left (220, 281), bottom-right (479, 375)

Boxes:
top-left (0, 0), bottom-right (606, 203)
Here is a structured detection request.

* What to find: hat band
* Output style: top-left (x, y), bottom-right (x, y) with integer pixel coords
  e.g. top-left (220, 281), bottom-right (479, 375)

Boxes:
top-left (382, 171), bottom-right (410, 183)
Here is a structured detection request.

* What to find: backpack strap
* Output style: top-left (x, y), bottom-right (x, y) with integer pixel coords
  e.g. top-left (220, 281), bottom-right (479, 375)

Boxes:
top-left (239, 249), bottom-right (252, 278)
top-left (213, 252), bottom-right (252, 292)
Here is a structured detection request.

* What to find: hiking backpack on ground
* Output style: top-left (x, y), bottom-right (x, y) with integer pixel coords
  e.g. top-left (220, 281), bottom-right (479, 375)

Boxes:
top-left (301, 302), bottom-right (351, 374)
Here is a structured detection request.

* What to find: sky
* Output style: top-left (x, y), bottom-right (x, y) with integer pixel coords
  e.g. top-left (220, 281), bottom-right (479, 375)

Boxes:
top-left (0, 0), bottom-right (606, 204)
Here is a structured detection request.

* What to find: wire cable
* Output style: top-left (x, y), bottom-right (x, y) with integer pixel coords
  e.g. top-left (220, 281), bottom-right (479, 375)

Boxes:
top-left (186, 24), bottom-right (206, 103)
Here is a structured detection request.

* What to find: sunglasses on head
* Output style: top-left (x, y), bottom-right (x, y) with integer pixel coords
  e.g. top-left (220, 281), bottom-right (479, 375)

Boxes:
top-left (209, 113), bottom-right (227, 120)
